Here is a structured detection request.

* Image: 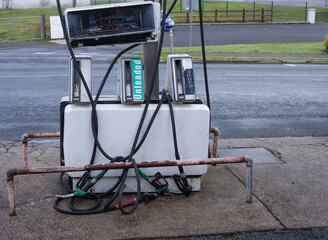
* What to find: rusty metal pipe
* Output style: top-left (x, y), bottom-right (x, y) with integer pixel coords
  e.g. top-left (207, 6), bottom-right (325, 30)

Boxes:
top-left (7, 179), bottom-right (15, 216)
top-left (22, 132), bottom-right (60, 169)
top-left (8, 157), bottom-right (248, 179)
top-left (210, 127), bottom-right (219, 158)
top-left (6, 156), bottom-right (253, 216)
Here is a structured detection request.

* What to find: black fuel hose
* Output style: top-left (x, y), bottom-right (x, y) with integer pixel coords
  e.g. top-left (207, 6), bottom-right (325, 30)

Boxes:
top-left (55, 0), bottom-right (174, 215)
top-left (198, 0), bottom-right (211, 126)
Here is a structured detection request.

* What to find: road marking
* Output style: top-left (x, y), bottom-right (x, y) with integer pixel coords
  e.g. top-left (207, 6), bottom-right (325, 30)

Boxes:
top-left (34, 52), bottom-right (57, 55)
top-left (284, 64), bottom-right (297, 67)
top-left (0, 74), bottom-right (68, 78)
top-left (0, 56), bottom-right (67, 60)
top-left (225, 73), bottom-right (328, 77)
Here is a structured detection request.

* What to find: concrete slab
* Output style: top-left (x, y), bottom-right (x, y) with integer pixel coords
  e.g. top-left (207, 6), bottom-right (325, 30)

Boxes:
top-left (219, 137), bottom-right (328, 229)
top-left (218, 148), bottom-right (283, 164)
top-left (0, 140), bottom-right (282, 239)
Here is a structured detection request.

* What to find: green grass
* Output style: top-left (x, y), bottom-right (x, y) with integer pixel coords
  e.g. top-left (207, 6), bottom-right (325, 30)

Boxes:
top-left (192, 56), bottom-right (328, 61)
top-left (0, 8), bottom-right (61, 18)
top-left (161, 42), bottom-right (327, 55)
top-left (135, 42), bottom-right (327, 55)
top-left (134, 42), bottom-right (328, 61)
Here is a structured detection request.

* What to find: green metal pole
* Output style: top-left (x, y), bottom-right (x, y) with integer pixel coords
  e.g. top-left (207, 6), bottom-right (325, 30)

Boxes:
top-left (253, 1), bottom-right (255, 20)
top-left (180, 0), bottom-right (182, 12)
top-left (305, 1), bottom-right (308, 22)
top-left (226, 1), bottom-right (228, 16)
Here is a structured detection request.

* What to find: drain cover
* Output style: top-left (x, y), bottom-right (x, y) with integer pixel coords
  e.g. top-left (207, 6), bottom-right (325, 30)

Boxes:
top-left (218, 148), bottom-right (282, 164)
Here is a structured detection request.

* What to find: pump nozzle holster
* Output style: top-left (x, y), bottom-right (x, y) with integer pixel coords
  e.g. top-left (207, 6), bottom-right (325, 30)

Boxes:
top-left (173, 174), bottom-right (192, 196)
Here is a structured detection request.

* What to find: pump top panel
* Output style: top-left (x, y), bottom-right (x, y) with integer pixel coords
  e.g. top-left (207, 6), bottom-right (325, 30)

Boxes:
top-left (65, 2), bottom-right (160, 47)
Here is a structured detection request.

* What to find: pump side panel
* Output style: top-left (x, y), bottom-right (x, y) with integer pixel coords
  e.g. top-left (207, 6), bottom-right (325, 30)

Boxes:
top-left (63, 104), bottom-right (209, 178)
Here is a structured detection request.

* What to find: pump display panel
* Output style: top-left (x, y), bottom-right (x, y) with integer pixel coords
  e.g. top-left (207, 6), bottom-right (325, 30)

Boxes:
top-left (65, 2), bottom-right (160, 47)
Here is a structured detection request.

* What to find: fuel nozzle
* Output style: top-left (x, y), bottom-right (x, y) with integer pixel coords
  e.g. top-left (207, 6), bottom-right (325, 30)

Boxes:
top-left (173, 173), bottom-right (192, 196)
top-left (56, 172), bottom-right (96, 199)
top-left (148, 172), bottom-right (169, 194)
top-left (74, 171), bottom-right (97, 197)
top-left (140, 192), bottom-right (158, 202)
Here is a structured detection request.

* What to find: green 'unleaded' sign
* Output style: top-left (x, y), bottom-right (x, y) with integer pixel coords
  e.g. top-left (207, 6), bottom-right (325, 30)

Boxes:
top-left (132, 58), bottom-right (144, 101)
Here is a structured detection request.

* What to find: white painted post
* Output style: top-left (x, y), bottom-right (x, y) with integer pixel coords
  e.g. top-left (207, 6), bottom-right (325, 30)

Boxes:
top-left (307, 8), bottom-right (316, 24)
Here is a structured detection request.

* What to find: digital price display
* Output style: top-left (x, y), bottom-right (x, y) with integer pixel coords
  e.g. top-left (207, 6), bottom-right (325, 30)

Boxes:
top-left (184, 69), bottom-right (195, 95)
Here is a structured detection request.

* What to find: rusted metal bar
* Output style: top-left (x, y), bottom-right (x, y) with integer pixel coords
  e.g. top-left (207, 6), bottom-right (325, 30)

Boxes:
top-left (22, 132), bottom-right (60, 168)
top-left (210, 127), bottom-right (219, 158)
top-left (7, 156), bottom-right (253, 216)
top-left (7, 178), bottom-right (15, 216)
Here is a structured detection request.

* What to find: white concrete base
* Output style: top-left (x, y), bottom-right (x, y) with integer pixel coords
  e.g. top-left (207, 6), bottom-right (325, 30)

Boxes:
top-left (63, 102), bottom-right (210, 192)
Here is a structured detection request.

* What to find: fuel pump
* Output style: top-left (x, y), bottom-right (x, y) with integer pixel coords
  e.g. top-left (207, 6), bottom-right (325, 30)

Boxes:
top-left (56, 0), bottom-right (211, 215)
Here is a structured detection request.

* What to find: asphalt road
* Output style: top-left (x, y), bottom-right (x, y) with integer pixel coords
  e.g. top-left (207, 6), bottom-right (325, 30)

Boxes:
top-left (1, 41), bottom-right (328, 140)
top-left (168, 24), bottom-right (328, 47)
top-left (1, 24), bottom-right (328, 140)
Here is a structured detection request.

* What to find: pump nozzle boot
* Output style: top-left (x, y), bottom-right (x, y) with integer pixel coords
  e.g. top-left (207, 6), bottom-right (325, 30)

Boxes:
top-left (149, 172), bottom-right (169, 194)
top-left (74, 172), bottom-right (97, 197)
top-left (173, 174), bottom-right (192, 196)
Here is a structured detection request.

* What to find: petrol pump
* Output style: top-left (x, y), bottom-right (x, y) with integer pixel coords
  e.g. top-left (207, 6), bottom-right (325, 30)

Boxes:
top-left (4, 0), bottom-right (254, 217)
top-left (56, 0), bottom-right (210, 214)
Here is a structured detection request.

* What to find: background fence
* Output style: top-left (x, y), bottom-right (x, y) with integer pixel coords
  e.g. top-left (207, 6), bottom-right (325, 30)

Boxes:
top-left (172, 8), bottom-right (272, 23)
top-left (0, 15), bottom-right (45, 42)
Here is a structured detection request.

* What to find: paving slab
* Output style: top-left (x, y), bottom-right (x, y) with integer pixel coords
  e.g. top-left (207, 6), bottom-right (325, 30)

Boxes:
top-left (219, 137), bottom-right (328, 229)
top-left (1, 137), bottom-right (327, 239)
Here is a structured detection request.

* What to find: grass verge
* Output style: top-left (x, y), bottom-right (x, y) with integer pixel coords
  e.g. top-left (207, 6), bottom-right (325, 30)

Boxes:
top-left (133, 42), bottom-right (328, 62)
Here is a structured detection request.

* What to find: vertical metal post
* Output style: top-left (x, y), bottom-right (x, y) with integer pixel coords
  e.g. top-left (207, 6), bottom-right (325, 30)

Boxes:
top-left (253, 1), bottom-right (255, 20)
top-left (242, 8), bottom-right (245, 23)
top-left (180, 0), bottom-right (182, 12)
top-left (143, 42), bottom-right (159, 101)
top-left (41, 14), bottom-right (45, 41)
top-left (7, 178), bottom-right (16, 216)
top-left (305, 1), bottom-right (308, 22)
top-left (226, 1), bottom-right (228, 16)
top-left (202, 0), bottom-right (204, 15)
top-left (170, 28), bottom-right (174, 54)
top-left (246, 163), bottom-right (253, 203)
top-left (189, 10), bottom-right (193, 47)
top-left (189, 0), bottom-right (193, 47)
top-left (271, 1), bottom-right (273, 22)
top-left (261, 8), bottom-right (264, 22)
top-left (187, 12), bottom-right (189, 23)
top-left (215, 8), bottom-right (218, 23)
top-left (11, 19), bottom-right (14, 40)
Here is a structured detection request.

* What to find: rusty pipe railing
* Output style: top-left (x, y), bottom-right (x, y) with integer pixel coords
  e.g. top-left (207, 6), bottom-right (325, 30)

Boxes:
top-left (7, 156), bottom-right (253, 216)
top-left (22, 132), bottom-right (60, 168)
top-left (210, 127), bottom-right (219, 158)
top-left (7, 130), bottom-right (252, 216)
